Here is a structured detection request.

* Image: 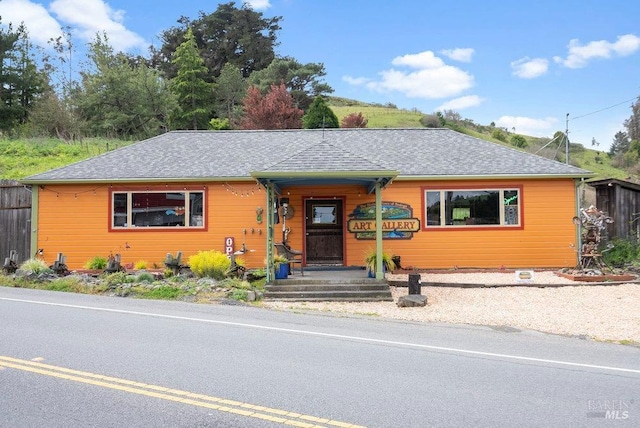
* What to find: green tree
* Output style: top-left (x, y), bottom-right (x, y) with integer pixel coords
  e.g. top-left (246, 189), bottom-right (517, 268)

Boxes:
top-left (510, 134), bottom-right (528, 148)
top-left (169, 28), bottom-right (213, 130)
top-left (0, 22), bottom-right (21, 131)
top-left (609, 131), bottom-right (630, 156)
top-left (248, 57), bottom-right (333, 110)
top-left (215, 63), bottom-right (246, 128)
top-left (624, 97), bottom-right (640, 142)
top-left (302, 96), bottom-right (339, 129)
top-left (240, 83), bottom-right (302, 130)
top-left (74, 33), bottom-right (176, 139)
top-left (0, 22), bottom-right (46, 133)
top-left (27, 88), bottom-right (81, 140)
top-left (151, 2), bottom-right (281, 81)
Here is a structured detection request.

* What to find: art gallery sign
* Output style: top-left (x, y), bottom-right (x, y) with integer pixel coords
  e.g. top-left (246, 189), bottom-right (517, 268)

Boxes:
top-left (347, 201), bottom-right (420, 240)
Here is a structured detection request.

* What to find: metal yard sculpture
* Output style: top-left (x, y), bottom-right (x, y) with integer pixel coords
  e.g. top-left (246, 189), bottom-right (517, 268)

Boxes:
top-left (572, 205), bottom-right (614, 271)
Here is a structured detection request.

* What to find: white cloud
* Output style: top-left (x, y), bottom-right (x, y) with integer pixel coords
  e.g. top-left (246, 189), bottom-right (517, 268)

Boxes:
top-left (391, 51), bottom-right (445, 69)
top-left (511, 57), bottom-right (549, 79)
top-left (440, 48), bottom-right (474, 63)
top-left (243, 0), bottom-right (271, 9)
top-left (355, 50), bottom-right (474, 99)
top-left (554, 34), bottom-right (640, 69)
top-left (436, 95), bottom-right (484, 111)
top-left (50, 0), bottom-right (147, 52)
top-left (0, 0), bottom-right (63, 46)
top-left (494, 116), bottom-right (558, 136)
top-left (342, 75), bottom-right (371, 85)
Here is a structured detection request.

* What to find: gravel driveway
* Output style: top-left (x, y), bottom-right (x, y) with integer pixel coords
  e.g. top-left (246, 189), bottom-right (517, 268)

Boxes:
top-left (262, 271), bottom-right (640, 345)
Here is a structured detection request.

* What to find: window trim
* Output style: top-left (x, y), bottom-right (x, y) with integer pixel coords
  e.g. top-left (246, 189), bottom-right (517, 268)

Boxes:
top-left (109, 186), bottom-right (207, 232)
top-left (421, 185), bottom-right (523, 230)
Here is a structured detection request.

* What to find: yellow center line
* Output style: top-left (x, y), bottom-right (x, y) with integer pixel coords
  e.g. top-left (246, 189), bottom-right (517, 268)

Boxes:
top-left (0, 355), bottom-right (365, 428)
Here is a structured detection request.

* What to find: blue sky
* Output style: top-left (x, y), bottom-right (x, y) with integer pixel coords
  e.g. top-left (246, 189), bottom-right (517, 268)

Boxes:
top-left (1, 0), bottom-right (639, 151)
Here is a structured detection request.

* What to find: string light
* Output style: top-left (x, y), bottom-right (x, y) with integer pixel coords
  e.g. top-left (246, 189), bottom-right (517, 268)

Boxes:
top-left (222, 182), bottom-right (264, 197)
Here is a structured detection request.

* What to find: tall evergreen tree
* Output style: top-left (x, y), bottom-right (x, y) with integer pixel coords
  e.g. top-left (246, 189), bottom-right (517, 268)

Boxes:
top-left (74, 33), bottom-right (175, 139)
top-left (169, 28), bottom-right (213, 130)
top-left (609, 131), bottom-right (630, 156)
top-left (624, 97), bottom-right (640, 142)
top-left (302, 96), bottom-right (339, 129)
top-left (151, 2), bottom-right (281, 81)
top-left (215, 63), bottom-right (246, 128)
top-left (248, 57), bottom-right (333, 110)
top-left (0, 22), bottom-right (45, 132)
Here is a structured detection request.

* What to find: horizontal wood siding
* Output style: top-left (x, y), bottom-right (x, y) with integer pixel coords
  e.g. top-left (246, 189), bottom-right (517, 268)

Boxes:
top-left (380, 179), bottom-right (578, 269)
top-left (36, 182), bottom-right (270, 270)
top-left (35, 178), bottom-right (579, 270)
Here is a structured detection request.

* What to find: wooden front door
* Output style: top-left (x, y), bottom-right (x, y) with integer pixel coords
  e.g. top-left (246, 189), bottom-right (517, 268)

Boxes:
top-left (304, 199), bottom-right (344, 265)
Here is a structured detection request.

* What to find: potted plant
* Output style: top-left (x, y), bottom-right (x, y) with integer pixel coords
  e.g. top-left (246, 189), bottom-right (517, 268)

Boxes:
top-left (273, 255), bottom-right (289, 279)
top-left (364, 248), bottom-right (396, 278)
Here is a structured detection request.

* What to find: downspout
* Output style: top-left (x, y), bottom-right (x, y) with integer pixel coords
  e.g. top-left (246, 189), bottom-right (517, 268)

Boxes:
top-left (575, 178), bottom-right (583, 268)
top-left (375, 180), bottom-right (383, 279)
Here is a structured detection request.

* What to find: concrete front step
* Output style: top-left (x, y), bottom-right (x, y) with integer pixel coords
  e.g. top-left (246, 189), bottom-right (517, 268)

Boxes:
top-left (264, 283), bottom-right (393, 302)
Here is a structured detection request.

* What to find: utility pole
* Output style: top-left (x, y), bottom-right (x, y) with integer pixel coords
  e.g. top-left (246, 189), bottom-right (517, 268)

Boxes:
top-left (565, 113), bottom-right (570, 165)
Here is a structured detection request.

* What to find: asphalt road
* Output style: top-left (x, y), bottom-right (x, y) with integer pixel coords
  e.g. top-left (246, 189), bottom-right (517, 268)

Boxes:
top-left (1, 287), bottom-right (639, 427)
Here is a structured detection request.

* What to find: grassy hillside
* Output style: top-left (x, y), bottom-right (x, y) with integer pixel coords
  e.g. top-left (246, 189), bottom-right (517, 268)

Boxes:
top-left (0, 138), bottom-right (133, 179)
top-left (0, 100), bottom-right (631, 181)
top-left (328, 98), bottom-right (631, 181)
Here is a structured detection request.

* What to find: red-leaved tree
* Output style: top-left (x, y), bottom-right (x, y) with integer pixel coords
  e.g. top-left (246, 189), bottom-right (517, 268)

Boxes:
top-left (340, 112), bottom-right (368, 128)
top-left (240, 83), bottom-right (303, 129)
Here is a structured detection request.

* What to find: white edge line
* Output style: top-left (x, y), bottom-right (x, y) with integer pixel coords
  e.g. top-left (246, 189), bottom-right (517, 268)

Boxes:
top-left (2, 296), bottom-right (639, 375)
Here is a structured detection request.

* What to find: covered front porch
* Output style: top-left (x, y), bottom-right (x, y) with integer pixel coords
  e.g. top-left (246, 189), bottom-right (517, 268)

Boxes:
top-left (251, 141), bottom-right (398, 285)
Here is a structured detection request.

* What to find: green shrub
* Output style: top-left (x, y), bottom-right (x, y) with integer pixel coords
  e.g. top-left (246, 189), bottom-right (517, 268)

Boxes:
top-left (188, 250), bottom-right (230, 279)
top-left (45, 277), bottom-right (89, 293)
top-left (229, 288), bottom-right (249, 301)
top-left (491, 129), bottom-right (507, 142)
top-left (141, 286), bottom-right (182, 300)
top-left (103, 271), bottom-right (133, 287)
top-left (602, 238), bottom-right (640, 267)
top-left (136, 272), bottom-right (155, 283)
top-left (510, 134), bottom-right (528, 148)
top-left (85, 255), bottom-right (108, 270)
top-left (420, 114), bottom-right (442, 128)
top-left (18, 258), bottom-right (52, 274)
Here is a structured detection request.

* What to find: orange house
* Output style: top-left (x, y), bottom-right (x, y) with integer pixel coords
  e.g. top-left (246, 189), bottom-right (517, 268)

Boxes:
top-left (22, 128), bottom-right (594, 280)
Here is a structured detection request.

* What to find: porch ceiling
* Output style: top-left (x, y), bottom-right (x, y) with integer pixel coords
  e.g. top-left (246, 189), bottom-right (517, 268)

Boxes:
top-left (251, 171), bottom-right (397, 194)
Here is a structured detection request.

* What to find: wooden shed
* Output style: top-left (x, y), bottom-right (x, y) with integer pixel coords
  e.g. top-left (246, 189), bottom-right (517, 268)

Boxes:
top-left (587, 178), bottom-right (640, 241)
top-left (0, 179), bottom-right (32, 264)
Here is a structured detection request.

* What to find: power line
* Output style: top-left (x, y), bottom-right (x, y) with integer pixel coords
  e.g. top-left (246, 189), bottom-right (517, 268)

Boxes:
top-left (572, 95), bottom-right (639, 121)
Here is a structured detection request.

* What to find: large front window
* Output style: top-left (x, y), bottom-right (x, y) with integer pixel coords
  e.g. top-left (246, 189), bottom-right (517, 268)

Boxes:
top-left (424, 188), bottom-right (520, 227)
top-left (112, 190), bottom-right (204, 228)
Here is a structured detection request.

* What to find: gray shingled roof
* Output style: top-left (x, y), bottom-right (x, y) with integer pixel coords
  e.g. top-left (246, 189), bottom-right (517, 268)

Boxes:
top-left (22, 128), bottom-right (593, 183)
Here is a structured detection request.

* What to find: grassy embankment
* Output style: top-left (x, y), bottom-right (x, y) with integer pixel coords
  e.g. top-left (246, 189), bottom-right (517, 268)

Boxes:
top-left (0, 102), bottom-right (629, 181)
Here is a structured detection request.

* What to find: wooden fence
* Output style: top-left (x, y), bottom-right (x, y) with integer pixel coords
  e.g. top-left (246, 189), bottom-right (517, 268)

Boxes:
top-left (0, 180), bottom-right (32, 265)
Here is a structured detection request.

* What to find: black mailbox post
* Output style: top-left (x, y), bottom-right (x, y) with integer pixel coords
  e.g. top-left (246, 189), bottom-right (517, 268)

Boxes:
top-left (408, 273), bottom-right (421, 295)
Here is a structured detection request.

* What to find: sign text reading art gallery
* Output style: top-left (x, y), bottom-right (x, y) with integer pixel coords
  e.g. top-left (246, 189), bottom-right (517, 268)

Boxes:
top-left (347, 201), bottom-right (420, 240)
top-left (348, 219), bottom-right (420, 232)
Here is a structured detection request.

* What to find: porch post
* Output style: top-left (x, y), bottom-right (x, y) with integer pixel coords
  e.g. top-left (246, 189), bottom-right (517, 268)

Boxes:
top-left (375, 180), bottom-right (383, 279)
top-left (265, 183), bottom-right (275, 283)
